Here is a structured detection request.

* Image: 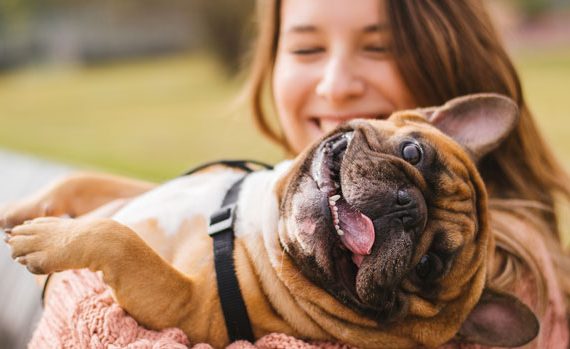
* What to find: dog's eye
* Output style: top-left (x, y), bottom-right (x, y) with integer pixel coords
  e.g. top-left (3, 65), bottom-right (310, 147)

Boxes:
top-left (401, 142), bottom-right (422, 165)
top-left (416, 253), bottom-right (443, 280)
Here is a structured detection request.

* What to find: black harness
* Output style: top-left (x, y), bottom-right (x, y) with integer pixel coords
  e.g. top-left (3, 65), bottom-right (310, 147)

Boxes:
top-left (185, 160), bottom-right (273, 342)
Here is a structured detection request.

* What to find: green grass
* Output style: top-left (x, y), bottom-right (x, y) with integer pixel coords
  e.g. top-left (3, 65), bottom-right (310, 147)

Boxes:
top-left (0, 53), bottom-right (283, 180)
top-left (513, 47), bottom-right (570, 168)
top-left (0, 49), bottom-right (568, 181)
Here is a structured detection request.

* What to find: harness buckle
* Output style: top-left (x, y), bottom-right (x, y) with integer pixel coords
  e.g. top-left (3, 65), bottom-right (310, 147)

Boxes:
top-left (208, 204), bottom-right (237, 236)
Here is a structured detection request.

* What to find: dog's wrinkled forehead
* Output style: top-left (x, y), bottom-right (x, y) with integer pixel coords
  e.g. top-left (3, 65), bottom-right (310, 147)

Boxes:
top-left (348, 112), bottom-right (485, 247)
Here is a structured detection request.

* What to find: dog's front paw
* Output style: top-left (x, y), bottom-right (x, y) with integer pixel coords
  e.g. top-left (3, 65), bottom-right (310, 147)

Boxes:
top-left (4, 217), bottom-right (89, 274)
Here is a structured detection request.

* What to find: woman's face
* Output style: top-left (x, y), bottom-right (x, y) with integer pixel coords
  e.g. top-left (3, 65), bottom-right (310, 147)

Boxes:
top-left (273, 0), bottom-right (416, 154)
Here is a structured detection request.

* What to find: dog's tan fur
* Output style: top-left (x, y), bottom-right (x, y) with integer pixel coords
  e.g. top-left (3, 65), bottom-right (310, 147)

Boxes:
top-left (2, 95), bottom-right (539, 348)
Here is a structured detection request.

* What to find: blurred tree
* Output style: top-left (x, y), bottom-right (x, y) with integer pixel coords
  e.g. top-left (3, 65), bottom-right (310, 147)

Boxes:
top-left (0, 0), bottom-right (258, 73)
top-left (515, 0), bottom-right (554, 19)
top-left (517, 0), bottom-right (552, 19)
top-left (0, 0), bottom-right (35, 69)
top-left (195, 0), bottom-right (255, 75)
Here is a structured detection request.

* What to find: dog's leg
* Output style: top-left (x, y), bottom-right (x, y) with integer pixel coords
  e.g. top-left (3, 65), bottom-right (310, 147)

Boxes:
top-left (4, 217), bottom-right (195, 331)
top-left (0, 172), bottom-right (156, 229)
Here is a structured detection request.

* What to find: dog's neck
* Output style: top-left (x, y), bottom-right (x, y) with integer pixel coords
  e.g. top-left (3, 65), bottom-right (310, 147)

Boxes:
top-left (233, 161), bottom-right (327, 338)
top-left (234, 161), bottom-right (403, 344)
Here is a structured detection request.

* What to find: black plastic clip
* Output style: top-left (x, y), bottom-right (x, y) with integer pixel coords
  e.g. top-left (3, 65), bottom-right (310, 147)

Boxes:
top-left (208, 204), bottom-right (237, 236)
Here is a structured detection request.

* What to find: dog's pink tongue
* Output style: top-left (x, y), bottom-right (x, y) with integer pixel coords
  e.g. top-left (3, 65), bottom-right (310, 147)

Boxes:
top-left (337, 200), bottom-right (375, 257)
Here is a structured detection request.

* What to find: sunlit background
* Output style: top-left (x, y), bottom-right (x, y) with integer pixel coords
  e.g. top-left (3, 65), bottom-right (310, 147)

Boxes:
top-left (0, 0), bottom-right (568, 181)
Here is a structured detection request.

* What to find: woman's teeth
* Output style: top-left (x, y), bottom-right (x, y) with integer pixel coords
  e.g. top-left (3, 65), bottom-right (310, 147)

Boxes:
top-left (313, 114), bottom-right (391, 133)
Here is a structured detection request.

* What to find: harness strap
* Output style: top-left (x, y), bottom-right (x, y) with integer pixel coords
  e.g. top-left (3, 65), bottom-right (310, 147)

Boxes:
top-left (202, 160), bottom-right (272, 342)
top-left (208, 176), bottom-right (253, 342)
top-left (182, 159), bottom-right (273, 177)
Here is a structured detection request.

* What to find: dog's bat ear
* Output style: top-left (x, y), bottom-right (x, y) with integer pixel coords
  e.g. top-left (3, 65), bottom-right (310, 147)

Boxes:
top-left (426, 93), bottom-right (519, 162)
top-left (457, 287), bottom-right (539, 347)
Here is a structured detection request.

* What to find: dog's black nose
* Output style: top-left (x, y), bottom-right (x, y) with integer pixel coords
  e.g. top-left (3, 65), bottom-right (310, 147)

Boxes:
top-left (393, 187), bottom-right (427, 232)
top-left (397, 189), bottom-right (412, 205)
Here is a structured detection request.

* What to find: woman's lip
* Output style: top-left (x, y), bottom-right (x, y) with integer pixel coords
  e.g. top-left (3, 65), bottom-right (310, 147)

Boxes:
top-left (310, 113), bottom-right (390, 121)
top-left (309, 113), bottom-right (390, 134)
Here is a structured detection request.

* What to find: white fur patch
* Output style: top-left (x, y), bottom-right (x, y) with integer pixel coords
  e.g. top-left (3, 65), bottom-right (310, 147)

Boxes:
top-left (233, 161), bottom-right (292, 239)
top-left (113, 169), bottom-right (245, 236)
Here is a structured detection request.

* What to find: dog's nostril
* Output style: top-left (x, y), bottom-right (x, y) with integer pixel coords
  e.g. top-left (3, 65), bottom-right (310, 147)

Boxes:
top-left (401, 215), bottom-right (414, 228)
top-left (397, 189), bottom-right (412, 205)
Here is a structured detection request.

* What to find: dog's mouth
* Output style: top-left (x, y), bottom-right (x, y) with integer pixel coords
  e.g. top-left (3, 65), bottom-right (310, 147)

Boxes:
top-left (311, 131), bottom-right (376, 299)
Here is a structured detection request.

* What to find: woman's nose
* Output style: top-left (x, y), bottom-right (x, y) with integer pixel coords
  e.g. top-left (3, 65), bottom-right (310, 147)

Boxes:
top-left (316, 58), bottom-right (365, 104)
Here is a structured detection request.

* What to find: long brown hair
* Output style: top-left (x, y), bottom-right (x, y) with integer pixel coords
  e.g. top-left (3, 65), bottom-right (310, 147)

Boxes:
top-left (244, 0), bottom-right (570, 316)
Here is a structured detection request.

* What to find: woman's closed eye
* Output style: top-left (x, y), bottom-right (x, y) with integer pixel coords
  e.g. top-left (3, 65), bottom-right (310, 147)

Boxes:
top-left (362, 44), bottom-right (390, 58)
top-left (290, 47), bottom-right (325, 55)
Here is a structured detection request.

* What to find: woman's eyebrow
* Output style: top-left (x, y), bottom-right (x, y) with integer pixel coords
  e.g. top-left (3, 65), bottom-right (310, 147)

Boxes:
top-left (284, 23), bottom-right (387, 35)
top-left (285, 25), bottom-right (318, 34)
top-left (363, 24), bottom-right (387, 33)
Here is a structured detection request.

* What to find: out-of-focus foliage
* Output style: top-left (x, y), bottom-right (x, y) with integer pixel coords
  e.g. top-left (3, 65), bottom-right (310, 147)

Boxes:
top-left (508, 0), bottom-right (570, 18)
top-left (0, 0), bottom-right (254, 74)
top-left (194, 0), bottom-right (255, 74)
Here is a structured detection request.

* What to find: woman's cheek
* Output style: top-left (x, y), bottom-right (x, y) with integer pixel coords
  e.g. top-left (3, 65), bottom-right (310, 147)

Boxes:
top-left (273, 58), bottom-right (319, 152)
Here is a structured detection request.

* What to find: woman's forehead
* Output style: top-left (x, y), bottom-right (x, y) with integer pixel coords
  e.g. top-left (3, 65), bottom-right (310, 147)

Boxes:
top-left (280, 0), bottom-right (388, 33)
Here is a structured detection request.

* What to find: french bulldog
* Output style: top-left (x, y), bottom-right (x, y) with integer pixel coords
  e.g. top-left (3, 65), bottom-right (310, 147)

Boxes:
top-left (3, 94), bottom-right (539, 348)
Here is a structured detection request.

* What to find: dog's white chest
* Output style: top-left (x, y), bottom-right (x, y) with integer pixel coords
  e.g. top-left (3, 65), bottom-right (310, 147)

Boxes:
top-left (112, 170), bottom-right (245, 237)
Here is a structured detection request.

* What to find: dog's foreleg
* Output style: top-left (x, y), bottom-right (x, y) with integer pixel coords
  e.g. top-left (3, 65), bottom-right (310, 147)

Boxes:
top-left (4, 216), bottom-right (196, 331)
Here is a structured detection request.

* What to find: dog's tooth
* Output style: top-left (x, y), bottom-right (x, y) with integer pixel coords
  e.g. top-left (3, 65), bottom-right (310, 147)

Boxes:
top-left (330, 194), bottom-right (340, 202)
top-left (333, 212), bottom-right (339, 224)
top-left (335, 224), bottom-right (340, 230)
top-left (329, 199), bottom-right (336, 206)
top-left (337, 229), bottom-right (345, 236)
top-left (333, 206), bottom-right (338, 212)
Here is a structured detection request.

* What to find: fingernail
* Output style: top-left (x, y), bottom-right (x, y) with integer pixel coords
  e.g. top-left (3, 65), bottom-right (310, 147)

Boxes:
top-left (3, 235), bottom-right (10, 242)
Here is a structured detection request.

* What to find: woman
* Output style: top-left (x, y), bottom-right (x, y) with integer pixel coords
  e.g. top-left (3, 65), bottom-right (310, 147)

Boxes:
top-left (3, 0), bottom-right (570, 347)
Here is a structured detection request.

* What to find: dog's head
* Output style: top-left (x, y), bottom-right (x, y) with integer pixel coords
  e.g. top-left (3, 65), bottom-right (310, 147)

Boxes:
top-left (276, 94), bottom-right (539, 347)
